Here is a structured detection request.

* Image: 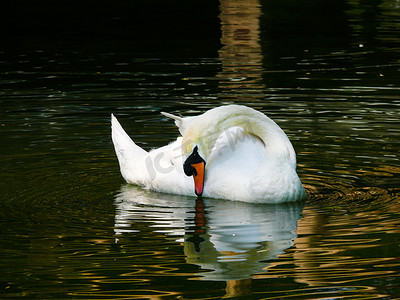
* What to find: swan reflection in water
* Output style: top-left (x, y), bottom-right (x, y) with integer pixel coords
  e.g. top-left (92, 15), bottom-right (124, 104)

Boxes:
top-left (114, 185), bottom-right (304, 295)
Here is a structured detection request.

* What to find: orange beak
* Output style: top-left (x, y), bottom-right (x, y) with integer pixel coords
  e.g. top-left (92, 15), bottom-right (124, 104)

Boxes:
top-left (191, 162), bottom-right (205, 197)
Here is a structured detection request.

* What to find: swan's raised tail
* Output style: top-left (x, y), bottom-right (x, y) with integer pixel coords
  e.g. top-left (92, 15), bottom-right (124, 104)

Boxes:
top-left (111, 114), bottom-right (148, 183)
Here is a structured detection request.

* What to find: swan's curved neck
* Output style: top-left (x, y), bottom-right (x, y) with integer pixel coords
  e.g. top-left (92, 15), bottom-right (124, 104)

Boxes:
top-left (182, 106), bottom-right (296, 166)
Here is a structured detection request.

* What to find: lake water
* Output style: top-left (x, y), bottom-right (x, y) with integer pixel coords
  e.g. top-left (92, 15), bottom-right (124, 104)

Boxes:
top-left (1, 0), bottom-right (400, 298)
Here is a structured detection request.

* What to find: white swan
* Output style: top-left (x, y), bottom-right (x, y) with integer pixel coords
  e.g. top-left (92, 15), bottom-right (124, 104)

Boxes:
top-left (111, 105), bottom-right (306, 203)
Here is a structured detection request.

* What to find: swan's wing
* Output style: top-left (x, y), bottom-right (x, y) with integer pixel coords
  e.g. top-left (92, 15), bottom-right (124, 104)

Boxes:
top-left (161, 111), bottom-right (196, 136)
top-left (111, 114), bottom-right (148, 184)
top-left (111, 114), bottom-right (192, 195)
top-left (144, 138), bottom-right (193, 195)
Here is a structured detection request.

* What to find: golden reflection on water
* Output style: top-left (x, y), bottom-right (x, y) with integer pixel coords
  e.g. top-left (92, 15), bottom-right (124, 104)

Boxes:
top-left (218, 0), bottom-right (265, 102)
top-left (285, 205), bottom-right (400, 288)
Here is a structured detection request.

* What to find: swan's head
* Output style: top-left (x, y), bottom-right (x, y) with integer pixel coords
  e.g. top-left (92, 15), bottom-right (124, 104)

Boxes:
top-left (183, 145), bottom-right (206, 196)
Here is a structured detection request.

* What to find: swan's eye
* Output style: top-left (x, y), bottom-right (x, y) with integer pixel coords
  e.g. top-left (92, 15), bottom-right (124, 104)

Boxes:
top-left (184, 160), bottom-right (193, 176)
top-left (192, 166), bottom-right (198, 176)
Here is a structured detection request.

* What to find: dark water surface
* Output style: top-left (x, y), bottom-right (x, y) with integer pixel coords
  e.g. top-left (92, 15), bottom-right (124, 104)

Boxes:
top-left (1, 0), bottom-right (400, 298)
